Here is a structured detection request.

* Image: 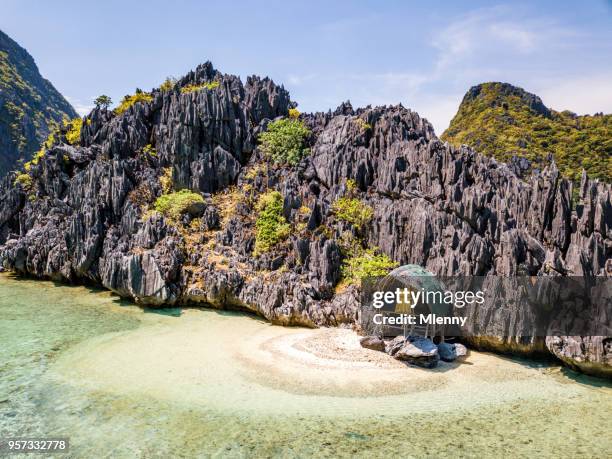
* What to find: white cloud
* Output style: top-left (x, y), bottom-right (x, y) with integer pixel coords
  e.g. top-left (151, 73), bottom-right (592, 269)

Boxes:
top-left (430, 6), bottom-right (575, 73)
top-left (289, 6), bottom-right (610, 135)
top-left (488, 22), bottom-right (537, 52)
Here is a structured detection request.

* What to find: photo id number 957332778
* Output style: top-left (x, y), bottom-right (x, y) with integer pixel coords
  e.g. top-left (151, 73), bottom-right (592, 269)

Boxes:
top-left (0, 438), bottom-right (69, 453)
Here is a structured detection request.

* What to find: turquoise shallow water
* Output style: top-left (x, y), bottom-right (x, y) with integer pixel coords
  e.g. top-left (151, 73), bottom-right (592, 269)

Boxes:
top-left (1, 273), bottom-right (611, 458)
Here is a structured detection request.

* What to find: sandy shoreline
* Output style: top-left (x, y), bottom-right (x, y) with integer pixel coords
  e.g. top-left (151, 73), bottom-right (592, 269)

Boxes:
top-left (47, 307), bottom-right (606, 418)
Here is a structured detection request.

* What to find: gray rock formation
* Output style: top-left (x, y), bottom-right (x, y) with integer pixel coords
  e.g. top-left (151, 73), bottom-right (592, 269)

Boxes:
top-left (387, 336), bottom-right (440, 368)
top-left (0, 62), bottom-right (609, 377)
top-left (546, 336), bottom-right (612, 378)
top-left (437, 342), bottom-right (468, 362)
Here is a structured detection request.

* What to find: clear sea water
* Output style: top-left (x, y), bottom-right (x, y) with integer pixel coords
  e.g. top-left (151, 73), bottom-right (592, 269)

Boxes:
top-left (1, 273), bottom-right (611, 458)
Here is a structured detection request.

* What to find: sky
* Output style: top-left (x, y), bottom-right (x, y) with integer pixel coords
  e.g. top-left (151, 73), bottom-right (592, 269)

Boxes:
top-left (2, 0), bottom-right (612, 134)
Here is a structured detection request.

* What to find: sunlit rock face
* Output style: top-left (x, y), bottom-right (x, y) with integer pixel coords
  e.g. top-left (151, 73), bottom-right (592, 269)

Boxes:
top-left (0, 62), bottom-right (609, 376)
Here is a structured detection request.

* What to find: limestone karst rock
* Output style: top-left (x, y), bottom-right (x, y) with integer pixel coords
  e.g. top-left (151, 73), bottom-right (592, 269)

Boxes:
top-left (0, 62), bottom-right (609, 377)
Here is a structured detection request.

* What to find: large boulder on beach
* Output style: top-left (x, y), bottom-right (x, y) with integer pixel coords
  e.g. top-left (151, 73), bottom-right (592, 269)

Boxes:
top-left (545, 336), bottom-right (612, 379)
top-left (390, 337), bottom-right (440, 368)
top-left (385, 336), bottom-right (408, 356)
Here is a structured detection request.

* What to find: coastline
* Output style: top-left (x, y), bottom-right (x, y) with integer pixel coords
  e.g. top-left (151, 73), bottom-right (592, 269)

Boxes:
top-left (2, 276), bottom-right (611, 457)
top-left (51, 308), bottom-right (607, 415)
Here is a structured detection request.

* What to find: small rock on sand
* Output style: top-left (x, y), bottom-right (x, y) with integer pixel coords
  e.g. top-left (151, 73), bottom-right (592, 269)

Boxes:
top-left (359, 336), bottom-right (385, 352)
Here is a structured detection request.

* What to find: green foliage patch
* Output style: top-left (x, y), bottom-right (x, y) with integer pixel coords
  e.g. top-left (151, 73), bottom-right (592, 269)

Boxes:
top-left (94, 95), bottom-right (112, 109)
top-left (355, 118), bottom-right (372, 131)
top-left (64, 117), bottom-right (82, 145)
top-left (254, 191), bottom-right (290, 255)
top-left (259, 118), bottom-right (311, 165)
top-left (160, 77), bottom-right (177, 92)
top-left (13, 172), bottom-right (32, 189)
top-left (180, 81), bottom-right (220, 94)
top-left (332, 197), bottom-right (373, 229)
top-left (341, 249), bottom-right (398, 285)
top-left (114, 91), bottom-right (153, 115)
top-left (141, 144), bottom-right (157, 158)
top-left (154, 189), bottom-right (204, 220)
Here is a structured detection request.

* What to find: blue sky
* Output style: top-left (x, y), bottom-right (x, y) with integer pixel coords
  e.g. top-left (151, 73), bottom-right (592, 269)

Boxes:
top-left (2, 0), bottom-right (611, 134)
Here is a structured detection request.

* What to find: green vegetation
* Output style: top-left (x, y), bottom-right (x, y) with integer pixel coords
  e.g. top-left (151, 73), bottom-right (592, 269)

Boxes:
top-left (13, 172), bottom-right (32, 190)
top-left (355, 118), bottom-right (372, 131)
top-left (259, 118), bottom-right (310, 165)
top-left (180, 81), bottom-right (220, 94)
top-left (160, 77), bottom-right (176, 92)
top-left (94, 95), bottom-right (112, 109)
top-left (114, 91), bottom-right (153, 115)
top-left (288, 108), bottom-right (300, 119)
top-left (141, 144), bottom-right (157, 158)
top-left (341, 249), bottom-right (398, 285)
top-left (0, 30), bottom-right (77, 176)
top-left (154, 189), bottom-right (204, 220)
top-left (346, 178), bottom-right (358, 193)
top-left (23, 126), bottom-right (59, 171)
top-left (332, 197), bottom-right (373, 229)
top-left (64, 117), bottom-right (82, 145)
top-left (330, 179), bottom-right (396, 286)
top-left (442, 82), bottom-right (612, 182)
top-left (254, 191), bottom-right (291, 255)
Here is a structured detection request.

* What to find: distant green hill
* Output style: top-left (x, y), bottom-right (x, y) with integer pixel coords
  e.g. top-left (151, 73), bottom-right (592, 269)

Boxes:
top-left (442, 82), bottom-right (611, 182)
top-left (0, 29), bottom-right (77, 177)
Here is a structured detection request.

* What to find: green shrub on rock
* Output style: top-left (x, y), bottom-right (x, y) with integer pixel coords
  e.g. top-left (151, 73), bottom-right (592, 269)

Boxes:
top-left (141, 144), bottom-right (157, 158)
top-left (332, 197), bottom-right (373, 229)
top-left (180, 81), bottom-right (220, 94)
top-left (259, 118), bottom-right (310, 165)
top-left (154, 189), bottom-right (204, 220)
top-left (14, 172), bottom-right (32, 190)
top-left (341, 249), bottom-right (398, 285)
top-left (160, 77), bottom-right (177, 92)
top-left (254, 191), bottom-right (290, 255)
top-left (94, 95), bottom-right (112, 109)
top-left (64, 117), bottom-right (82, 145)
top-left (114, 91), bottom-right (153, 115)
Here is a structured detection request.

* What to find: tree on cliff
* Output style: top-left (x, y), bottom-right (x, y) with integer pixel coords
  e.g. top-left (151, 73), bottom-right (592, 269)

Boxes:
top-left (94, 95), bottom-right (112, 110)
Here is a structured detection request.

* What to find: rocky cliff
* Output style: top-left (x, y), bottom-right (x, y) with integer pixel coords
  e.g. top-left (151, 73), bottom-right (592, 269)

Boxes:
top-left (0, 63), bottom-right (610, 377)
top-left (0, 29), bottom-right (77, 177)
top-left (442, 82), bottom-right (612, 183)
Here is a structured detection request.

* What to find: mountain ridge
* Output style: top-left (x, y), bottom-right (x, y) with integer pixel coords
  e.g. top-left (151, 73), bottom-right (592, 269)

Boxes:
top-left (442, 82), bottom-right (611, 182)
top-left (0, 29), bottom-right (77, 177)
